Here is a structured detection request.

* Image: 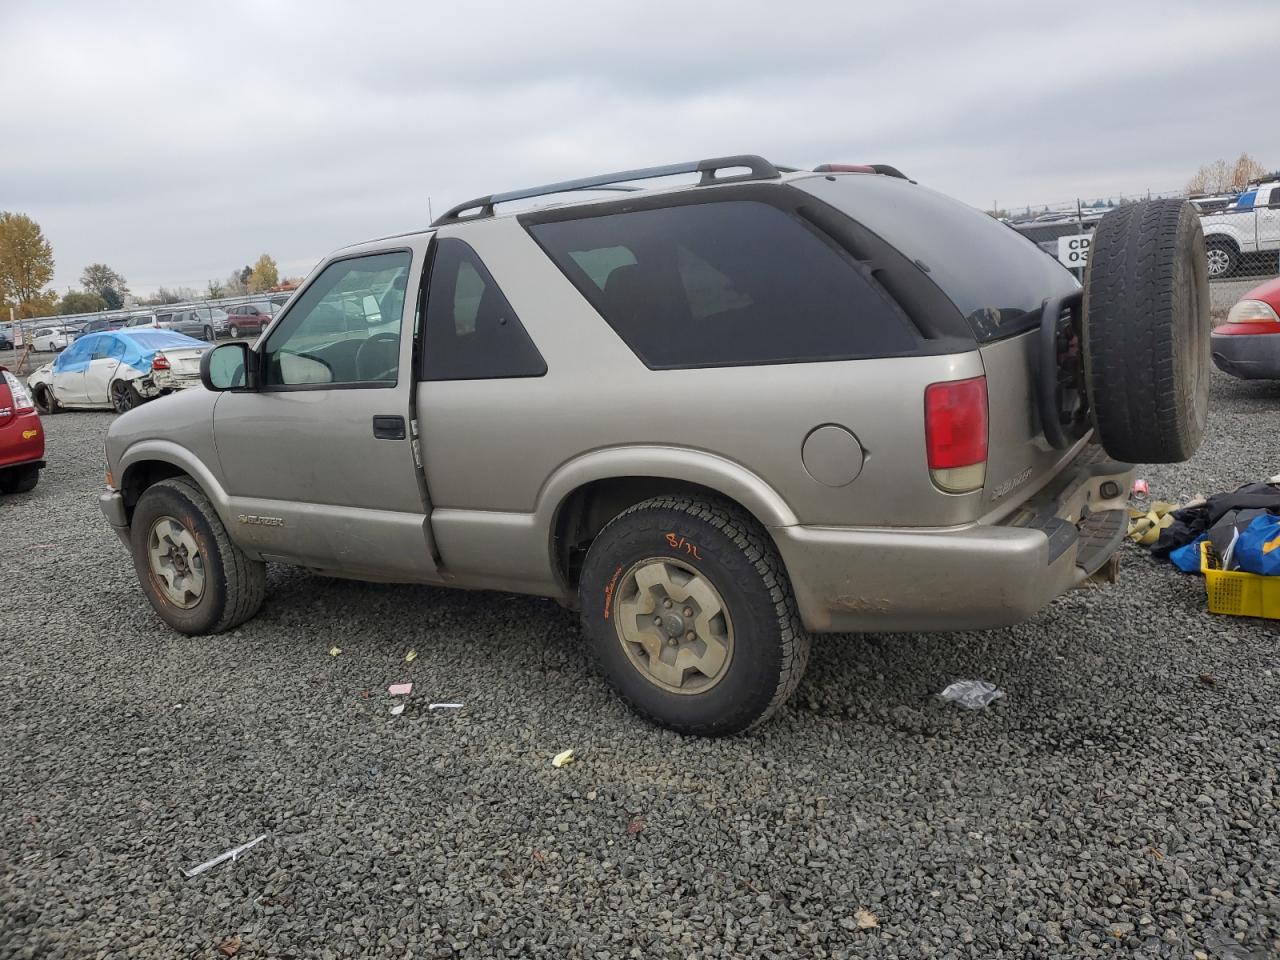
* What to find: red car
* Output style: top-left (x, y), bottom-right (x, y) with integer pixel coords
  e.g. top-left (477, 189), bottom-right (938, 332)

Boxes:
top-left (224, 303), bottom-right (276, 339)
top-left (1212, 276), bottom-right (1280, 380)
top-left (0, 366), bottom-right (44, 493)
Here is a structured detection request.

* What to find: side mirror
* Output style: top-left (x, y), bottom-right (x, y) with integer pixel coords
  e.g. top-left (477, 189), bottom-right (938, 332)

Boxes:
top-left (201, 342), bottom-right (258, 391)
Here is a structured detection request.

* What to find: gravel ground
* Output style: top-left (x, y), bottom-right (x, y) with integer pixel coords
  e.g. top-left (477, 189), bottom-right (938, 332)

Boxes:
top-left (1, 371), bottom-right (1278, 960)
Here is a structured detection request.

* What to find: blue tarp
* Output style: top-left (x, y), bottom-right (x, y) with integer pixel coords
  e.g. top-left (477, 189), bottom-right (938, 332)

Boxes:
top-left (52, 330), bottom-right (206, 374)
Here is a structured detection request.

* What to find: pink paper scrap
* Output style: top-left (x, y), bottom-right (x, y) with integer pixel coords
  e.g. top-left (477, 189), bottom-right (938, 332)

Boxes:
top-left (388, 683), bottom-right (413, 697)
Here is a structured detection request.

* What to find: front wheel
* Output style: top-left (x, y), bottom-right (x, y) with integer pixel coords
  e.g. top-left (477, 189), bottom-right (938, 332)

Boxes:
top-left (32, 384), bottom-right (60, 415)
top-left (129, 476), bottom-right (266, 634)
top-left (1205, 241), bottom-right (1236, 279)
top-left (203, 325), bottom-right (214, 342)
top-left (578, 496), bottom-right (810, 736)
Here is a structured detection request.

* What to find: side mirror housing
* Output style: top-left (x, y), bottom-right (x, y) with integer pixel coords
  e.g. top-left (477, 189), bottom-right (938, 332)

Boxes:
top-left (201, 342), bottom-right (258, 392)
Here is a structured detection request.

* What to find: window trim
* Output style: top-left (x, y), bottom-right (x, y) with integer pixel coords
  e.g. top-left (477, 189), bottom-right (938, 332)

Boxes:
top-left (521, 186), bottom-right (964, 371)
top-left (257, 247), bottom-right (414, 394)
top-left (418, 236), bottom-right (548, 382)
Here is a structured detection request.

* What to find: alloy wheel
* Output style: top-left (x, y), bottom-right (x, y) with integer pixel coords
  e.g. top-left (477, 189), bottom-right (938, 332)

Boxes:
top-left (613, 557), bottom-right (734, 694)
top-left (146, 516), bottom-right (206, 608)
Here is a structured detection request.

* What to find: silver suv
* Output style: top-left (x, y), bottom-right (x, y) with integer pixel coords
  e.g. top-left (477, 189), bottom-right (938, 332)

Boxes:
top-left (99, 155), bottom-right (1211, 735)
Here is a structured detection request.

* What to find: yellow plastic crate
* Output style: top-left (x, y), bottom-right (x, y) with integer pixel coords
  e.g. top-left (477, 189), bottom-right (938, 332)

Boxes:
top-left (1200, 542), bottom-right (1280, 619)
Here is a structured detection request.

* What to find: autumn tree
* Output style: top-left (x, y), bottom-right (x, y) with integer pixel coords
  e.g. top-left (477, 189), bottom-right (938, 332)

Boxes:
top-left (0, 212), bottom-right (56, 318)
top-left (1188, 153), bottom-right (1271, 194)
top-left (58, 290), bottom-right (108, 315)
top-left (80, 263), bottom-right (129, 310)
top-left (1230, 153), bottom-right (1268, 190)
top-left (247, 254), bottom-right (279, 293)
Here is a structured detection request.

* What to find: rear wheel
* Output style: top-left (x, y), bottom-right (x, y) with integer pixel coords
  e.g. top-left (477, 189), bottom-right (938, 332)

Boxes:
top-left (110, 380), bottom-right (143, 413)
top-left (1082, 199), bottom-right (1210, 464)
top-left (577, 496), bottom-right (810, 736)
top-left (129, 476), bottom-right (266, 634)
top-left (229, 324), bottom-right (240, 339)
top-left (203, 325), bottom-right (215, 342)
top-left (0, 465), bottom-right (39, 494)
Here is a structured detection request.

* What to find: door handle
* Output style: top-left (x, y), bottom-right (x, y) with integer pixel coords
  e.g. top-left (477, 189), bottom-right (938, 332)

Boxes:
top-left (372, 415), bottom-right (406, 440)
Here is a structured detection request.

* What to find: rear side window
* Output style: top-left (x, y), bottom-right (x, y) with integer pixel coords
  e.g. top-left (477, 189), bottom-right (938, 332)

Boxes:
top-left (423, 238), bottom-right (546, 380)
top-left (528, 200), bottom-right (917, 369)
top-left (795, 175), bottom-right (1081, 342)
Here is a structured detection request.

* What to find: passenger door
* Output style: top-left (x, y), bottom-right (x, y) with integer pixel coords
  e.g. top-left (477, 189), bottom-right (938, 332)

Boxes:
top-left (51, 336), bottom-right (94, 405)
top-left (211, 245), bottom-right (439, 580)
top-left (1256, 185), bottom-right (1280, 253)
top-left (83, 335), bottom-right (126, 404)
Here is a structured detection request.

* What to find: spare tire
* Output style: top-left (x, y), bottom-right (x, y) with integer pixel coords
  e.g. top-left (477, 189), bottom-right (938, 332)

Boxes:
top-left (1081, 199), bottom-right (1210, 463)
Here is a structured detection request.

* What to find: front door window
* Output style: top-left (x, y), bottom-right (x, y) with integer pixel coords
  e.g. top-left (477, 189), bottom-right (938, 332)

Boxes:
top-left (263, 251), bottom-right (411, 386)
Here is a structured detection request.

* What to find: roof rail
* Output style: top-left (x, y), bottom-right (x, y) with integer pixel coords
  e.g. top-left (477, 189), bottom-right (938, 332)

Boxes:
top-left (431, 154), bottom-right (781, 226)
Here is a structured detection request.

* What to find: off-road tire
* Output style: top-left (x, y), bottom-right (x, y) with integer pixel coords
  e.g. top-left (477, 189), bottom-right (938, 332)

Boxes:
top-left (578, 495), bottom-right (810, 736)
top-left (0, 465), bottom-right (39, 494)
top-left (32, 384), bottom-right (60, 415)
top-left (1082, 199), bottom-right (1210, 463)
top-left (129, 476), bottom-right (266, 634)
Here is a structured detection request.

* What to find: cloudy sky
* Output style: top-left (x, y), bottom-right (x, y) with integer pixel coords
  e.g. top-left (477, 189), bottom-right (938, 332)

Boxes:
top-left (3, 0), bottom-right (1278, 297)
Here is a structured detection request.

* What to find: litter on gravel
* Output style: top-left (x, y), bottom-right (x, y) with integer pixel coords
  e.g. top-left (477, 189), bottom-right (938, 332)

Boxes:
top-left (329, 647), bottom-right (341, 657)
top-left (428, 702), bottom-right (463, 710)
top-left (551, 749), bottom-right (575, 768)
top-left (181, 834), bottom-right (267, 878)
top-left (938, 680), bottom-right (1005, 710)
top-left (388, 683), bottom-right (413, 696)
top-left (389, 703), bottom-right (406, 717)
top-left (404, 650), bottom-right (417, 662)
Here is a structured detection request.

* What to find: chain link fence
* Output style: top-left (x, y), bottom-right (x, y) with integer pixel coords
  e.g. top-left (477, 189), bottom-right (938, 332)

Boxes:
top-left (1, 290), bottom-right (296, 365)
top-left (1003, 176), bottom-right (1280, 317)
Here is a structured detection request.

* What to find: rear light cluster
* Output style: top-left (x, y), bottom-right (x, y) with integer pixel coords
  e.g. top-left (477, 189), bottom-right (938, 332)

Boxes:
top-left (151, 353), bottom-right (170, 371)
top-left (3, 369), bottom-right (35, 412)
top-left (924, 376), bottom-right (988, 494)
top-left (1223, 299), bottom-right (1280, 329)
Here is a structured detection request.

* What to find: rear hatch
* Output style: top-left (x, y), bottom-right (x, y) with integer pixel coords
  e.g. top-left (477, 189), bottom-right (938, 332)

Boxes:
top-left (794, 173), bottom-right (1085, 520)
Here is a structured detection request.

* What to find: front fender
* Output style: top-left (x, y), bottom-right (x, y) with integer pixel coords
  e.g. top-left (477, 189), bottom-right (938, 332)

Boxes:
top-left (116, 439), bottom-right (233, 518)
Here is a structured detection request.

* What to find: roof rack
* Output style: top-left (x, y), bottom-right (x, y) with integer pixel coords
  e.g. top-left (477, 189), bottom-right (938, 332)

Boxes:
top-left (432, 154), bottom-right (782, 226)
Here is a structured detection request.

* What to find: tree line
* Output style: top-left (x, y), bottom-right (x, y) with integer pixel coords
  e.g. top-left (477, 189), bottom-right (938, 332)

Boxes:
top-left (0, 211), bottom-right (288, 320)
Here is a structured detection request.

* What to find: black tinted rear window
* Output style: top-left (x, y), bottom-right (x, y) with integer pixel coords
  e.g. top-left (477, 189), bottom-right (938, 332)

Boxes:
top-left (528, 200), bottom-right (917, 369)
top-left (796, 175), bottom-right (1080, 341)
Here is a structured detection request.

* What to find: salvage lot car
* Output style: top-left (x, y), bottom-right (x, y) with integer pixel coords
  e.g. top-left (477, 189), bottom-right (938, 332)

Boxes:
top-left (1211, 275), bottom-right (1280, 379)
top-left (0, 366), bottom-right (44, 493)
top-left (99, 155), bottom-right (1211, 735)
top-left (31, 326), bottom-right (79, 352)
top-left (29, 329), bottom-right (210, 414)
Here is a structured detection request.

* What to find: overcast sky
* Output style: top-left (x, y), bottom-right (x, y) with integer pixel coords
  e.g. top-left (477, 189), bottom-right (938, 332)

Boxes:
top-left (3, 0), bottom-right (1278, 297)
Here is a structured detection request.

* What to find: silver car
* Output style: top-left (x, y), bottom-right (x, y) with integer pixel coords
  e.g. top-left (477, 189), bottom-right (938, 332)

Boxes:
top-left (157, 309), bottom-right (218, 342)
top-left (98, 155), bottom-right (1211, 735)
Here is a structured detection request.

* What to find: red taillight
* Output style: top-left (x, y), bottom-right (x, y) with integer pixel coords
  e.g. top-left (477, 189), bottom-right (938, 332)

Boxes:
top-left (151, 353), bottom-right (170, 371)
top-left (925, 376), bottom-right (988, 493)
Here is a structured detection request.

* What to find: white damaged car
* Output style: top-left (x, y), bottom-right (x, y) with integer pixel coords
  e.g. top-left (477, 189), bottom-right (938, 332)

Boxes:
top-left (28, 329), bottom-right (211, 414)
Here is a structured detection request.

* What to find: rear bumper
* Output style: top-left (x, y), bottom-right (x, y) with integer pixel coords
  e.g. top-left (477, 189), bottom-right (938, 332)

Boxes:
top-left (773, 450), bottom-right (1133, 633)
top-left (1211, 331), bottom-right (1280, 380)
